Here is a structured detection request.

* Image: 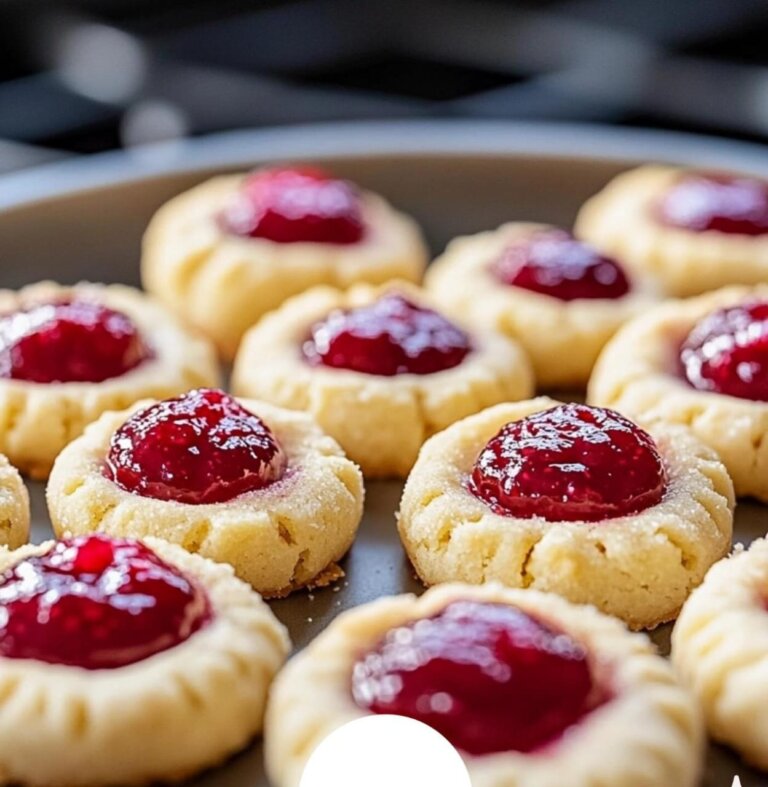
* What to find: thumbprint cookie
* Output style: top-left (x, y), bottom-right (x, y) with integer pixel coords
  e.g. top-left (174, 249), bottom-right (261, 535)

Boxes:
top-left (141, 166), bottom-right (429, 358)
top-left (0, 534), bottom-right (289, 785)
top-left (673, 538), bottom-right (768, 770)
top-left (398, 398), bottom-right (733, 629)
top-left (232, 283), bottom-right (533, 478)
top-left (265, 583), bottom-right (703, 787)
top-left (576, 166), bottom-right (768, 297)
top-left (0, 281), bottom-right (219, 478)
top-left (46, 388), bottom-right (364, 597)
top-left (426, 223), bottom-right (656, 388)
top-left (589, 284), bottom-right (768, 501)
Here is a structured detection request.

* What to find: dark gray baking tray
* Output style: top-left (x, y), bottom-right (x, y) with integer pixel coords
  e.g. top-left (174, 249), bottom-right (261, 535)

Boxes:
top-left (3, 120), bottom-right (768, 786)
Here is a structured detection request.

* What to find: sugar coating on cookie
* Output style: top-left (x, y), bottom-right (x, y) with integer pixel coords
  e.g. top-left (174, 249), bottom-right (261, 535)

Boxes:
top-left (398, 398), bottom-right (733, 629)
top-left (589, 284), bottom-right (768, 502)
top-left (0, 453), bottom-right (29, 548)
top-left (672, 538), bottom-right (768, 770)
top-left (0, 281), bottom-right (220, 479)
top-left (232, 282), bottom-right (534, 478)
top-left (425, 222), bottom-right (656, 388)
top-left (0, 536), bottom-right (289, 786)
top-left (46, 394), bottom-right (364, 597)
top-left (576, 165), bottom-right (768, 297)
top-left (265, 583), bottom-right (703, 787)
top-left (141, 170), bottom-right (429, 358)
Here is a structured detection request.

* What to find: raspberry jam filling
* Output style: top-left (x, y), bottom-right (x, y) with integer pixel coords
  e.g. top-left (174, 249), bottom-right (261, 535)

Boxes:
top-left (657, 173), bottom-right (768, 235)
top-left (352, 600), bottom-right (605, 755)
top-left (303, 293), bottom-right (472, 376)
top-left (491, 230), bottom-right (631, 301)
top-left (105, 388), bottom-right (286, 505)
top-left (0, 299), bottom-right (152, 384)
top-left (680, 301), bottom-right (768, 401)
top-left (0, 534), bottom-right (210, 669)
top-left (221, 166), bottom-right (365, 244)
top-left (470, 403), bottom-right (667, 522)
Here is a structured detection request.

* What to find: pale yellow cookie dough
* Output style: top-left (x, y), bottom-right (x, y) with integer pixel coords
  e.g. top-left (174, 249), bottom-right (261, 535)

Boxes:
top-left (672, 537), bottom-right (768, 770)
top-left (0, 454), bottom-right (29, 549)
top-left (46, 397), bottom-right (364, 597)
top-left (0, 281), bottom-right (220, 480)
top-left (141, 174), bottom-right (429, 358)
top-left (398, 398), bottom-right (734, 630)
top-left (576, 165), bottom-right (768, 297)
top-left (232, 282), bottom-right (534, 478)
top-left (265, 582), bottom-right (704, 787)
top-left (0, 537), bottom-right (290, 786)
top-left (425, 222), bottom-right (656, 389)
top-left (589, 284), bottom-right (768, 501)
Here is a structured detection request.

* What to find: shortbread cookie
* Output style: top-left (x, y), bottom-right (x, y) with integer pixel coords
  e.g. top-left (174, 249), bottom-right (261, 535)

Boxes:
top-left (0, 533), bottom-right (289, 786)
top-left (47, 388), bottom-right (364, 596)
top-left (398, 398), bottom-right (733, 629)
top-left (232, 282), bottom-right (534, 478)
top-left (589, 284), bottom-right (768, 501)
top-left (265, 582), bottom-right (703, 787)
top-left (576, 165), bottom-right (768, 297)
top-left (0, 453), bottom-right (29, 548)
top-left (0, 281), bottom-right (220, 479)
top-left (425, 223), bottom-right (656, 388)
top-left (672, 537), bottom-right (768, 770)
top-left (142, 166), bottom-right (429, 358)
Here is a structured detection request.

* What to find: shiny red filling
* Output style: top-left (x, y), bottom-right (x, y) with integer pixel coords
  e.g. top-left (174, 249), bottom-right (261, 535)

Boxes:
top-left (221, 166), bottom-right (365, 244)
top-left (491, 230), bottom-right (631, 301)
top-left (0, 299), bottom-right (152, 384)
top-left (0, 535), bottom-right (210, 669)
top-left (352, 600), bottom-right (604, 756)
top-left (302, 293), bottom-right (472, 376)
top-left (657, 173), bottom-right (768, 235)
top-left (681, 301), bottom-right (768, 401)
top-left (469, 403), bottom-right (667, 522)
top-left (105, 388), bottom-right (286, 505)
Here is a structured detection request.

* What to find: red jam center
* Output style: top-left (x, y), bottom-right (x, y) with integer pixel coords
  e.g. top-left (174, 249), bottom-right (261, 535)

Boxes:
top-left (105, 388), bottom-right (286, 505)
top-left (491, 230), bottom-right (631, 301)
top-left (303, 293), bottom-right (472, 376)
top-left (657, 173), bottom-right (768, 235)
top-left (680, 301), bottom-right (768, 401)
top-left (221, 166), bottom-right (365, 244)
top-left (469, 403), bottom-right (667, 522)
top-left (0, 300), bottom-right (152, 384)
top-left (0, 535), bottom-right (210, 669)
top-left (352, 600), bottom-right (604, 756)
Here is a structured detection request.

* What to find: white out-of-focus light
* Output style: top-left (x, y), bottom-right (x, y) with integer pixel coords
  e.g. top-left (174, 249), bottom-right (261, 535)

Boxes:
top-left (121, 100), bottom-right (189, 148)
top-left (55, 23), bottom-right (146, 103)
top-left (299, 715), bottom-right (471, 787)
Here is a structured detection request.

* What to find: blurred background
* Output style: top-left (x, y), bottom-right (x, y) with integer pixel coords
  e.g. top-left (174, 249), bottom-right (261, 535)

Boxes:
top-left (2, 0), bottom-right (768, 175)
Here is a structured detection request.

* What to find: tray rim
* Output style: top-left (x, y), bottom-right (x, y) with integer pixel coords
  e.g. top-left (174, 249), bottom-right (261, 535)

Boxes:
top-left (3, 119), bottom-right (768, 211)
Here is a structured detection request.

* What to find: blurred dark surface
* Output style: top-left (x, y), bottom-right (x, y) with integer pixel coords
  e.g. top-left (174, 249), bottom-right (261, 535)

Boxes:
top-left (2, 0), bottom-right (768, 173)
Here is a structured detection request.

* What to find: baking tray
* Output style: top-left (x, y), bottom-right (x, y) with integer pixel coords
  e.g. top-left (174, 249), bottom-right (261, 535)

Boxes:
top-left (3, 120), bottom-right (768, 786)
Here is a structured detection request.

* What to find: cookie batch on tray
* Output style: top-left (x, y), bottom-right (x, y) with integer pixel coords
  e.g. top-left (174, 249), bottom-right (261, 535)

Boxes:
top-left (0, 161), bottom-right (767, 783)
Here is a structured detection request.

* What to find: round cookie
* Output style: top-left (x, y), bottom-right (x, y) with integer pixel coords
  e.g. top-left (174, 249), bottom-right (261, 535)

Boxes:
top-left (576, 165), bottom-right (768, 297)
top-left (0, 453), bottom-right (29, 549)
top-left (46, 389), bottom-right (364, 597)
top-left (0, 534), bottom-right (290, 786)
top-left (265, 582), bottom-right (704, 787)
top-left (142, 167), bottom-right (429, 358)
top-left (425, 222), bottom-right (656, 388)
top-left (588, 284), bottom-right (768, 501)
top-left (232, 282), bottom-right (533, 478)
top-left (398, 398), bottom-right (734, 629)
top-left (0, 281), bottom-right (220, 479)
top-left (672, 538), bottom-right (768, 770)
